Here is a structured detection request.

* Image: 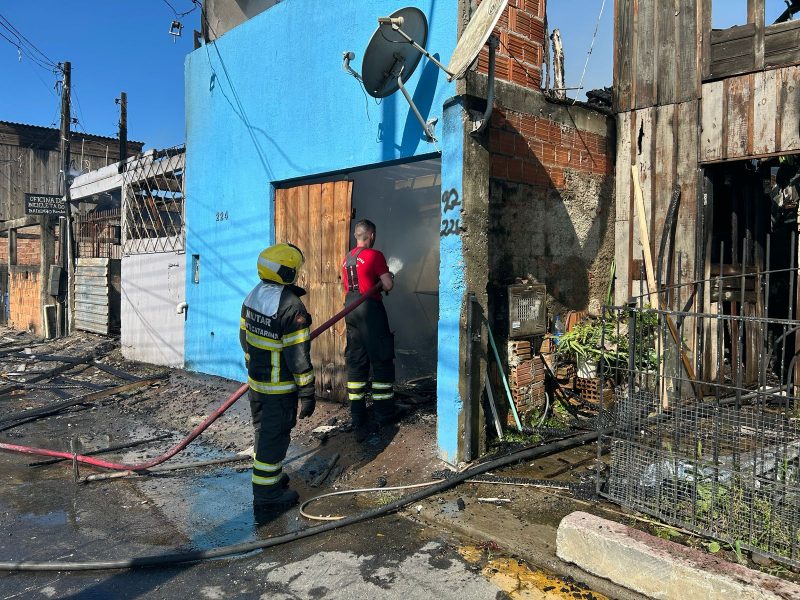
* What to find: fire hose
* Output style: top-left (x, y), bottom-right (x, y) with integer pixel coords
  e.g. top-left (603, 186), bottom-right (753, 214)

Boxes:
top-left (0, 281), bottom-right (384, 471)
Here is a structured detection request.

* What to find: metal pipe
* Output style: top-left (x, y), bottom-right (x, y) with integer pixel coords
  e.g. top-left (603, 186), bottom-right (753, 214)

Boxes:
top-left (0, 282), bottom-right (385, 471)
top-left (472, 36), bottom-right (499, 136)
top-left (485, 320), bottom-right (523, 432)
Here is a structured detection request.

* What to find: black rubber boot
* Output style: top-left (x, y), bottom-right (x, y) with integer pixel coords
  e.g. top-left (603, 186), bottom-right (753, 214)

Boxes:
top-left (351, 399), bottom-right (370, 442)
top-left (374, 401), bottom-right (405, 426)
top-left (253, 486), bottom-right (299, 510)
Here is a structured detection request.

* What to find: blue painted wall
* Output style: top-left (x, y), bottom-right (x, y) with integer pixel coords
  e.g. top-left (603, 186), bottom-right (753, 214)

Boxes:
top-left (436, 98), bottom-right (466, 464)
top-left (184, 0), bottom-right (457, 381)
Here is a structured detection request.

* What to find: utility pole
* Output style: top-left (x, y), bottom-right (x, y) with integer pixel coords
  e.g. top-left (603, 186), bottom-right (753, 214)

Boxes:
top-left (59, 61), bottom-right (73, 335)
top-left (117, 91), bottom-right (127, 173)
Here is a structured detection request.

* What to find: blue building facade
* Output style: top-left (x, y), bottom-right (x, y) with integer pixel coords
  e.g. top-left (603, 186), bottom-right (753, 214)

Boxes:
top-left (184, 0), bottom-right (466, 461)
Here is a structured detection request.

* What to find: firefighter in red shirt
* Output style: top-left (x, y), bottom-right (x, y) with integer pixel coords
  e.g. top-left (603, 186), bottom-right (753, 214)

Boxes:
top-left (342, 219), bottom-right (397, 441)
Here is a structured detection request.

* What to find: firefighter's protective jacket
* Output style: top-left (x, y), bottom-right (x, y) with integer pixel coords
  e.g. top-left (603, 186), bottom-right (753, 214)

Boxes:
top-left (240, 281), bottom-right (314, 397)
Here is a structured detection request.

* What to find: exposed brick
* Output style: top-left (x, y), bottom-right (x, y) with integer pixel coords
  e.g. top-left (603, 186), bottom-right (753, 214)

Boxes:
top-left (491, 154), bottom-right (508, 179)
top-left (506, 157), bottom-right (524, 183)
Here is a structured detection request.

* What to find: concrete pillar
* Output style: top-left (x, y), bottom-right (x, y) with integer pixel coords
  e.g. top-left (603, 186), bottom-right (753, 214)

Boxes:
top-left (437, 98), bottom-right (467, 464)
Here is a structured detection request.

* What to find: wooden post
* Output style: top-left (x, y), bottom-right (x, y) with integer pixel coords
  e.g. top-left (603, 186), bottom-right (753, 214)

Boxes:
top-left (59, 61), bottom-right (73, 335)
top-left (39, 216), bottom-right (55, 338)
top-left (749, 0), bottom-right (765, 71)
top-left (551, 29), bottom-right (566, 100)
top-left (117, 92), bottom-right (127, 174)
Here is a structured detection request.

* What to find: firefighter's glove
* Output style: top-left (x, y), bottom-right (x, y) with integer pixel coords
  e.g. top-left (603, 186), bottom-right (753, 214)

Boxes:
top-left (299, 395), bottom-right (316, 419)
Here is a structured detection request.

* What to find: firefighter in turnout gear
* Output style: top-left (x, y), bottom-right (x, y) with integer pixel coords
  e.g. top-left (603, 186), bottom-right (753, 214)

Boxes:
top-left (240, 243), bottom-right (315, 511)
top-left (341, 219), bottom-right (397, 442)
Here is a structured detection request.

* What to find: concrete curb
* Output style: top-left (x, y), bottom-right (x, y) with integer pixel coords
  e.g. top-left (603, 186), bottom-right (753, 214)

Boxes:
top-left (557, 511), bottom-right (800, 600)
top-left (410, 501), bottom-right (650, 600)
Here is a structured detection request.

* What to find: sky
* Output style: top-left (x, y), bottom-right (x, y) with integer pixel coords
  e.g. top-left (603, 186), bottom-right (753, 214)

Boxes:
top-left (0, 2), bottom-right (793, 151)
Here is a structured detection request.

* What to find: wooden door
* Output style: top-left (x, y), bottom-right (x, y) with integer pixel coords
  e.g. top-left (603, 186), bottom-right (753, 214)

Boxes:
top-left (275, 181), bottom-right (352, 401)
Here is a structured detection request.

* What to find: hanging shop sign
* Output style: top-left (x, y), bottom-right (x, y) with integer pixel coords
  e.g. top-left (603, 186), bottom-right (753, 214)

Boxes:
top-left (24, 193), bottom-right (66, 216)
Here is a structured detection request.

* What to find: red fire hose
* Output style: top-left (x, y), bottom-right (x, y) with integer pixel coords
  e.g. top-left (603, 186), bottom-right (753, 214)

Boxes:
top-left (0, 282), bottom-right (383, 471)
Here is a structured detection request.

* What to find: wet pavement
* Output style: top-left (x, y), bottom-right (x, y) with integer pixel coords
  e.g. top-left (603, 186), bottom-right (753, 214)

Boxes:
top-left (0, 332), bottom-right (610, 599)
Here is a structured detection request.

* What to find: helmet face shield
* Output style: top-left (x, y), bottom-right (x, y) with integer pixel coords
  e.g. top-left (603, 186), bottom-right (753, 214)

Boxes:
top-left (257, 243), bottom-right (305, 284)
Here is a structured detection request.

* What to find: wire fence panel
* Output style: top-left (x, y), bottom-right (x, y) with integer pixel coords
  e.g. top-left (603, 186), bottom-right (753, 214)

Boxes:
top-left (122, 146), bottom-right (184, 255)
top-left (598, 259), bottom-right (800, 567)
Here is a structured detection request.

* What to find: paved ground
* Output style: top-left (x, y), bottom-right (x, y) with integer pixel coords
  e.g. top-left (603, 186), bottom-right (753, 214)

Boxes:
top-left (0, 331), bottom-right (609, 599)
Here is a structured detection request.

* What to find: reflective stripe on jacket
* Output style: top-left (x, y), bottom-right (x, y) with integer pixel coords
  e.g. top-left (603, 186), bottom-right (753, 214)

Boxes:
top-left (241, 282), bottom-right (315, 397)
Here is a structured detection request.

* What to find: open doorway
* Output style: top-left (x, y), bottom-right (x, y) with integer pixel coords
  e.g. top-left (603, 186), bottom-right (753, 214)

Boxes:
top-left (274, 157), bottom-right (441, 401)
top-left (704, 156), bottom-right (800, 385)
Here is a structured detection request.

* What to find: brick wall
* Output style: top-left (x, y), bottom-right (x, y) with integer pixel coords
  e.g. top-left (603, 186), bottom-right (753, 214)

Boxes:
top-left (486, 104), bottom-right (615, 317)
top-left (476, 0), bottom-right (546, 89)
top-left (8, 269), bottom-right (41, 334)
top-left (0, 225), bottom-right (62, 337)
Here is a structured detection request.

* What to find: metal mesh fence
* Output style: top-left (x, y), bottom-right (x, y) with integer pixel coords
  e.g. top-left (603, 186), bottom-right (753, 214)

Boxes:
top-left (121, 146), bottom-right (184, 255)
top-left (598, 263), bottom-right (800, 566)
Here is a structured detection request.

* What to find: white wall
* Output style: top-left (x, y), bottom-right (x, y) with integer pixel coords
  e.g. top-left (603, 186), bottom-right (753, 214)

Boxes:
top-left (121, 252), bottom-right (185, 368)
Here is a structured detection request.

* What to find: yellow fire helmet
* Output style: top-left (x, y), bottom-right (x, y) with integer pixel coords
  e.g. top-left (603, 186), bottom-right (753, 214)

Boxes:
top-left (257, 243), bottom-right (305, 285)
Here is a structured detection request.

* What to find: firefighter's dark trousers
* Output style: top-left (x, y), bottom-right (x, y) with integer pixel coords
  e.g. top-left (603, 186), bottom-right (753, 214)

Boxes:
top-left (345, 292), bottom-right (395, 425)
top-left (249, 390), bottom-right (297, 499)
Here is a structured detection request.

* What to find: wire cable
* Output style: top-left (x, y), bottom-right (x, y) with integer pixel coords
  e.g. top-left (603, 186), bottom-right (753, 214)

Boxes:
top-left (0, 14), bottom-right (60, 70)
top-left (572, 0), bottom-right (607, 105)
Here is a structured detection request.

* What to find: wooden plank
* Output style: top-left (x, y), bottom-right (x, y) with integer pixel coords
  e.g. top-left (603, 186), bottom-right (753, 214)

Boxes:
top-left (613, 0), bottom-right (634, 112)
top-left (677, 0), bottom-right (699, 101)
top-left (653, 104), bottom-right (676, 267)
top-left (710, 23), bottom-right (756, 44)
top-left (778, 66), bottom-right (800, 153)
top-left (75, 307), bottom-right (108, 326)
top-left (274, 188), bottom-right (286, 243)
top-left (74, 265), bottom-right (109, 278)
top-left (633, 108), bottom-right (654, 267)
top-left (656, 0), bottom-right (677, 105)
top-left (77, 258), bottom-right (111, 267)
top-left (318, 182), bottom-right (337, 399)
top-left (749, 0), bottom-right (765, 70)
top-left (75, 285), bottom-right (109, 297)
top-left (75, 292), bottom-right (109, 306)
top-left (332, 180), bottom-right (353, 402)
top-left (75, 320), bottom-right (109, 335)
top-left (725, 74), bottom-right (752, 159)
top-left (614, 113), bottom-right (633, 304)
top-left (700, 80), bottom-right (724, 162)
top-left (294, 185), bottom-right (309, 289)
top-left (307, 184), bottom-right (323, 284)
top-left (76, 302), bottom-right (109, 317)
top-left (765, 20), bottom-right (800, 67)
top-left (634, 0), bottom-right (656, 109)
top-left (753, 69), bottom-right (777, 155)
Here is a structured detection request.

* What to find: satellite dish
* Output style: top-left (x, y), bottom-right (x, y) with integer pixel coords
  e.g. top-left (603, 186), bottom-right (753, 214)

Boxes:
top-left (342, 1), bottom-right (508, 141)
top-left (362, 7), bottom-right (428, 98)
top-left (447, 0), bottom-right (508, 81)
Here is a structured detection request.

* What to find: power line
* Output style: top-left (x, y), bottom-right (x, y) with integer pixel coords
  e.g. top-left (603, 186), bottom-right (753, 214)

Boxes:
top-left (0, 13), bottom-right (59, 69)
top-left (572, 0), bottom-right (607, 103)
top-left (161, 0), bottom-right (199, 18)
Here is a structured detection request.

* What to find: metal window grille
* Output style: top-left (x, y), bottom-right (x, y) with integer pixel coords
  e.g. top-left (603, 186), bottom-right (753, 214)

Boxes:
top-left (595, 243), bottom-right (800, 568)
top-left (122, 146), bottom-right (185, 254)
top-left (75, 208), bottom-right (122, 259)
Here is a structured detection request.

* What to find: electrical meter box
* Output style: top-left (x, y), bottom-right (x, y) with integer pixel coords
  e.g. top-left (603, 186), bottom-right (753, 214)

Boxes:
top-left (508, 283), bottom-right (546, 339)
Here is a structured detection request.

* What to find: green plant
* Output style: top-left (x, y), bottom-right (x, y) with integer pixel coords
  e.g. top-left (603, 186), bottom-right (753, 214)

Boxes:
top-left (555, 312), bottom-right (661, 376)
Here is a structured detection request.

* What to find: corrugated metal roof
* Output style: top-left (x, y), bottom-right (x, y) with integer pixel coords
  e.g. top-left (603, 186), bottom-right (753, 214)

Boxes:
top-left (0, 120), bottom-right (144, 146)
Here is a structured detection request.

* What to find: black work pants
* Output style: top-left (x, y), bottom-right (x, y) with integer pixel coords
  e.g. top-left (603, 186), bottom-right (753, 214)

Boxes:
top-left (249, 390), bottom-right (297, 498)
top-left (345, 292), bottom-right (395, 423)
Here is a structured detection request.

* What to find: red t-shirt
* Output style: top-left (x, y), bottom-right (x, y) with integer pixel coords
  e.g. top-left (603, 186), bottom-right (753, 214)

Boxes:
top-left (341, 247), bottom-right (389, 299)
